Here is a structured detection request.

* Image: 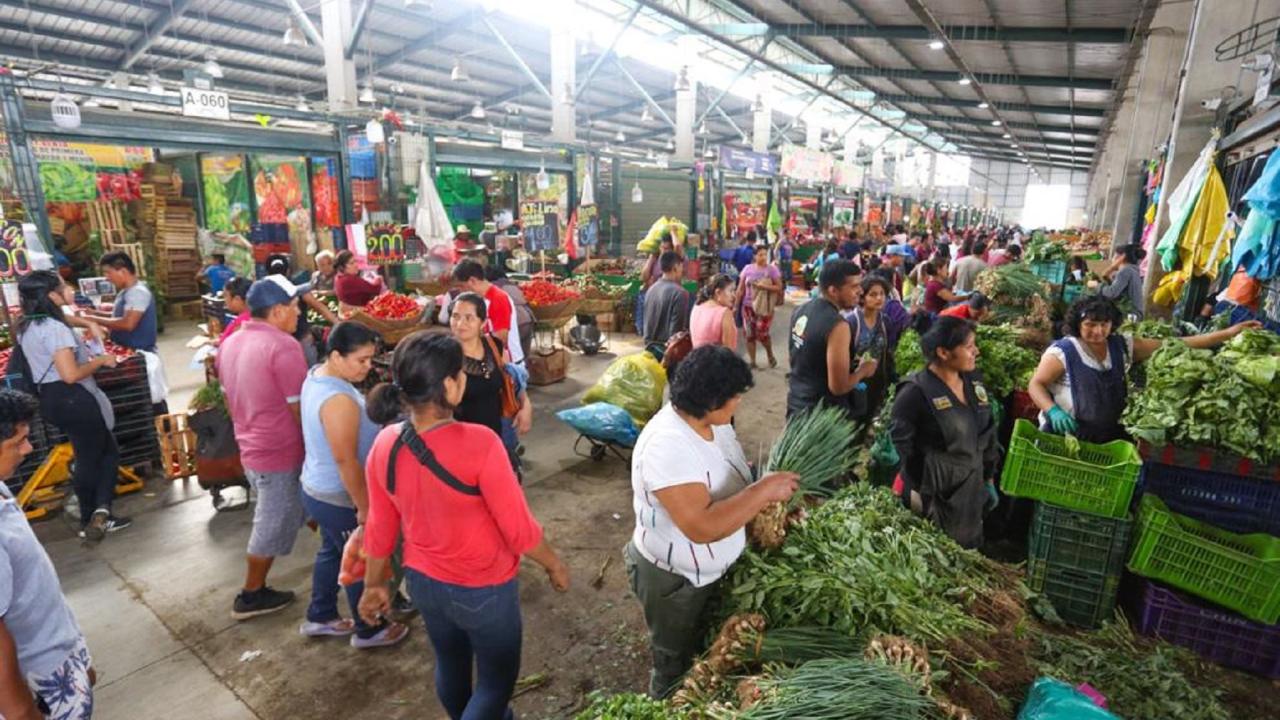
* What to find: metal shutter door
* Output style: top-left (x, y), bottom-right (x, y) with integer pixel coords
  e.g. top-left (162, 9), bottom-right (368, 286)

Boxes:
top-left (619, 171), bottom-right (692, 248)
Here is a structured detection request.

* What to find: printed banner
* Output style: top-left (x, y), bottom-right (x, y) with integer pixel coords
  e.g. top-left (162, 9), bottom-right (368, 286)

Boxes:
top-left (832, 197), bottom-right (858, 227)
top-left (718, 145), bottom-right (778, 177)
top-left (200, 154), bottom-right (251, 234)
top-left (251, 155), bottom-right (312, 246)
top-left (779, 144), bottom-right (833, 184)
top-left (830, 161), bottom-right (863, 189)
top-left (29, 140), bottom-right (151, 203)
top-left (723, 190), bottom-right (767, 236)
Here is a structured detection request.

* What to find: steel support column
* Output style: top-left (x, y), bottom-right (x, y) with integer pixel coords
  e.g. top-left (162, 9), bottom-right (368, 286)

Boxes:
top-left (0, 72), bottom-right (51, 243)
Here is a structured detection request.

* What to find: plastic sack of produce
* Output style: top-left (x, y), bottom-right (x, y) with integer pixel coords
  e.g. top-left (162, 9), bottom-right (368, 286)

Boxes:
top-left (637, 216), bottom-right (689, 254)
top-left (556, 402), bottom-right (640, 447)
top-left (582, 353), bottom-right (667, 427)
top-left (1017, 677), bottom-right (1119, 720)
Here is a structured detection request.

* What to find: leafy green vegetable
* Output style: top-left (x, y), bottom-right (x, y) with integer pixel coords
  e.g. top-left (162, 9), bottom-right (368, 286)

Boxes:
top-left (574, 692), bottom-right (682, 719)
top-left (1022, 236), bottom-right (1069, 264)
top-left (896, 324), bottom-right (1039, 399)
top-left (189, 379), bottom-right (228, 415)
top-left (741, 658), bottom-right (941, 719)
top-left (764, 404), bottom-right (861, 502)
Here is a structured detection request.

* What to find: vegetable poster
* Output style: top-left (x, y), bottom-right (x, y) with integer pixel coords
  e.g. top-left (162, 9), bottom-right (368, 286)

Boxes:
top-left (200, 155), bottom-right (251, 234)
top-left (724, 190), bottom-right (767, 236)
top-left (310, 157), bottom-right (341, 229)
top-left (251, 155), bottom-right (311, 245)
top-left (30, 141), bottom-right (151, 203)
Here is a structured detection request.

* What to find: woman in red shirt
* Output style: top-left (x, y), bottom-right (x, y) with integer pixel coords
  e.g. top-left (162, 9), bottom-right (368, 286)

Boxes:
top-left (333, 250), bottom-right (384, 308)
top-left (358, 332), bottom-right (569, 719)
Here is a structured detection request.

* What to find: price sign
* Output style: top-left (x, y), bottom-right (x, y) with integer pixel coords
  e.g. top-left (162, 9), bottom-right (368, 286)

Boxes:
top-left (364, 222), bottom-right (408, 265)
top-left (520, 201), bottom-right (560, 252)
top-left (181, 86), bottom-right (231, 121)
top-left (576, 205), bottom-right (599, 249)
top-left (0, 222), bottom-right (32, 278)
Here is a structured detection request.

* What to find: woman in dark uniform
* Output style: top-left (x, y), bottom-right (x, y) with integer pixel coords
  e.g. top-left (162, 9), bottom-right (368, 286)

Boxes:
top-left (889, 316), bottom-right (1000, 549)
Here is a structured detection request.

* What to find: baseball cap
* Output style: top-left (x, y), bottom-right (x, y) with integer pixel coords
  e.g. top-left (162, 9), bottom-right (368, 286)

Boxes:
top-left (246, 275), bottom-right (305, 313)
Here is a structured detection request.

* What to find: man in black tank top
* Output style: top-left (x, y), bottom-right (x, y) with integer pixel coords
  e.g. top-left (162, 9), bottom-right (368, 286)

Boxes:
top-left (786, 260), bottom-right (881, 418)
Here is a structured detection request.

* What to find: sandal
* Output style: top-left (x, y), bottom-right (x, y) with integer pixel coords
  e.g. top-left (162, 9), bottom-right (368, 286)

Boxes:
top-left (299, 618), bottom-right (355, 637)
top-left (350, 622), bottom-right (410, 649)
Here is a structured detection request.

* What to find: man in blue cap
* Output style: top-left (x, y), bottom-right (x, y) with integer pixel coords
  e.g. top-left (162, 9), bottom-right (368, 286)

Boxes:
top-left (217, 276), bottom-right (309, 620)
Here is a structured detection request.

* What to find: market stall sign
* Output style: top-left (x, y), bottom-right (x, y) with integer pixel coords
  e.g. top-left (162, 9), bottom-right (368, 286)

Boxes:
top-left (576, 204), bottom-right (599, 249)
top-left (181, 86), bottom-right (231, 121)
top-left (500, 129), bottom-right (525, 150)
top-left (520, 200), bottom-right (560, 252)
top-left (779, 145), bottom-right (833, 184)
top-left (364, 222), bottom-right (408, 265)
top-left (831, 161), bottom-right (863, 188)
top-left (719, 145), bottom-right (777, 177)
top-left (0, 221), bottom-right (33, 278)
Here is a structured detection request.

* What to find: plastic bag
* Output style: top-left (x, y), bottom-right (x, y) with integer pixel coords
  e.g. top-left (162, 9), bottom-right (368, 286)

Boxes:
top-left (582, 353), bottom-right (667, 427)
top-left (556, 402), bottom-right (640, 447)
top-left (637, 216), bottom-right (689, 254)
top-left (1017, 677), bottom-right (1118, 720)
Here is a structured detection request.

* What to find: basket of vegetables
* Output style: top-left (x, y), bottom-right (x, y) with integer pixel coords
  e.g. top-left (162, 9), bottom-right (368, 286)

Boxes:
top-left (351, 292), bottom-right (432, 344)
top-left (520, 279), bottom-right (581, 321)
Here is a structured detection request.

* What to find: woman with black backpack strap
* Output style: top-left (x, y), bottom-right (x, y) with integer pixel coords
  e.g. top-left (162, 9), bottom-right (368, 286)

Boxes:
top-left (358, 332), bottom-right (569, 720)
top-left (15, 271), bottom-right (127, 542)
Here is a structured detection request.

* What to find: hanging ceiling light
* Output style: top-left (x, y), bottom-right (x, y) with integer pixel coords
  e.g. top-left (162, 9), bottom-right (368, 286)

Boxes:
top-left (389, 82), bottom-right (405, 94)
top-left (1002, 133), bottom-right (1011, 139)
top-left (50, 92), bottom-right (80, 129)
top-left (451, 58), bottom-right (470, 82)
top-left (282, 18), bottom-right (308, 47)
top-left (740, 132), bottom-right (750, 145)
top-left (536, 158), bottom-right (550, 189)
top-left (697, 120), bottom-right (708, 136)
top-left (469, 100), bottom-right (486, 119)
top-left (977, 102), bottom-right (988, 109)
top-left (665, 137), bottom-right (675, 152)
top-left (631, 180), bottom-right (643, 203)
top-left (991, 119), bottom-right (1001, 126)
top-left (645, 149), bottom-right (655, 161)
top-left (615, 129), bottom-right (626, 142)
top-left (749, 93), bottom-right (764, 113)
top-left (146, 72), bottom-right (164, 95)
top-left (928, 39), bottom-right (945, 50)
top-left (295, 95), bottom-right (311, 112)
top-left (201, 54), bottom-right (224, 79)
top-left (640, 105), bottom-right (652, 123)
top-left (702, 142), bottom-right (714, 159)
top-left (560, 82), bottom-right (575, 105)
top-left (673, 65), bottom-right (691, 92)
top-left (957, 76), bottom-right (971, 86)
top-left (358, 82), bottom-right (376, 104)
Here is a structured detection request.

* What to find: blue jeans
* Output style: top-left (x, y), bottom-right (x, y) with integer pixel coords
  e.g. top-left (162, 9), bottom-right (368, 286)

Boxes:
top-left (301, 492), bottom-right (378, 638)
top-left (406, 570), bottom-right (522, 720)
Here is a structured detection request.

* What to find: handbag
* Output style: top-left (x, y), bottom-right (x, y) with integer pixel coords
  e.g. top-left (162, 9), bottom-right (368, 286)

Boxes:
top-left (484, 335), bottom-right (520, 419)
top-left (661, 330), bottom-right (692, 370)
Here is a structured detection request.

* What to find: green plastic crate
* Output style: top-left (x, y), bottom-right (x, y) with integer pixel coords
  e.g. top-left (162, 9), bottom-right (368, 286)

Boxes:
top-left (1000, 420), bottom-right (1142, 518)
top-left (1029, 260), bottom-right (1068, 285)
top-left (1028, 562), bottom-right (1122, 628)
top-left (1029, 502), bottom-right (1134, 579)
top-left (1062, 284), bottom-right (1086, 306)
top-left (1128, 495), bottom-right (1280, 625)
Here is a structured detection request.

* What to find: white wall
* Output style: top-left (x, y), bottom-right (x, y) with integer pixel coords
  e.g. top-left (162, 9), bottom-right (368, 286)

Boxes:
top-left (927, 157), bottom-right (1089, 227)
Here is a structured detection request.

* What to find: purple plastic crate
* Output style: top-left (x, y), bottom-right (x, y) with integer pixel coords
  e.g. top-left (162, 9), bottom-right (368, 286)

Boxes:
top-left (1140, 461), bottom-right (1280, 536)
top-left (1135, 579), bottom-right (1280, 679)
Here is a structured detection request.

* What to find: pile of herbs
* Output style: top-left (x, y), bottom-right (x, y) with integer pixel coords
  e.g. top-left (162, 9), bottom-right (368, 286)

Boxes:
top-left (763, 404), bottom-right (861, 499)
top-left (740, 658), bottom-right (942, 719)
top-left (1031, 621), bottom-right (1230, 720)
top-left (723, 484), bottom-right (1013, 644)
top-left (895, 325), bottom-right (1038, 398)
top-left (1122, 329), bottom-right (1280, 462)
top-left (189, 379), bottom-right (228, 416)
top-left (1021, 236), bottom-right (1069, 265)
top-left (574, 692), bottom-right (683, 720)
top-left (972, 265), bottom-right (1053, 327)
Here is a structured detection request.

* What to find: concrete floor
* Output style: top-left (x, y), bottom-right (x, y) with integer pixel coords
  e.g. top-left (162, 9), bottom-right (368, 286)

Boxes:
top-left (33, 311), bottom-right (800, 719)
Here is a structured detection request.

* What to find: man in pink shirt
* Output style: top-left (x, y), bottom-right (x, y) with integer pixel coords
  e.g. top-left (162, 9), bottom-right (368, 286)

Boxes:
top-left (217, 276), bottom-right (309, 620)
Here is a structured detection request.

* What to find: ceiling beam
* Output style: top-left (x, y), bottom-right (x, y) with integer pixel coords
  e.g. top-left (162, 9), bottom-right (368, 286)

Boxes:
top-left (345, 0), bottom-right (376, 60)
top-left (694, 22), bottom-right (1129, 43)
top-left (281, 0), bottom-right (325, 48)
top-left (119, 0), bottom-right (198, 70)
top-left (926, 114), bottom-right (1099, 136)
top-left (870, 92), bottom-right (1106, 117)
top-left (371, 8), bottom-right (485, 76)
top-left (780, 64), bottom-right (1112, 91)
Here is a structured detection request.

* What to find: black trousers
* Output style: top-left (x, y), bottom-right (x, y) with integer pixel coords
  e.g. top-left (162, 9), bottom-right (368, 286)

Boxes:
top-left (40, 382), bottom-right (120, 522)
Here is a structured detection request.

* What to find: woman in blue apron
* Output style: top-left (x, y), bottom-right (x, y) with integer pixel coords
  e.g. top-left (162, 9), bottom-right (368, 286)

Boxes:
top-left (1027, 296), bottom-right (1260, 443)
top-left (889, 316), bottom-right (1000, 549)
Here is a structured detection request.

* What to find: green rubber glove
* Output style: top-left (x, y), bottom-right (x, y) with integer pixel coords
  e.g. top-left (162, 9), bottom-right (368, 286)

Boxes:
top-left (1046, 405), bottom-right (1078, 435)
top-left (985, 481), bottom-right (1000, 512)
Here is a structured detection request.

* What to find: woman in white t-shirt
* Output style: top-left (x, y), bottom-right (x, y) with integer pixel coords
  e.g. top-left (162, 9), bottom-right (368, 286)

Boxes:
top-left (1027, 296), bottom-right (1259, 443)
top-left (625, 346), bottom-right (798, 698)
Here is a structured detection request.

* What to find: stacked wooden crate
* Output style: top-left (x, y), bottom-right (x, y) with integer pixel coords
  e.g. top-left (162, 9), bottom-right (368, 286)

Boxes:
top-left (138, 165), bottom-right (200, 301)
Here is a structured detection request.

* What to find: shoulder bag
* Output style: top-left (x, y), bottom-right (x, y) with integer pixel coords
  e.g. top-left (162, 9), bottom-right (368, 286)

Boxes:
top-left (483, 335), bottom-right (521, 419)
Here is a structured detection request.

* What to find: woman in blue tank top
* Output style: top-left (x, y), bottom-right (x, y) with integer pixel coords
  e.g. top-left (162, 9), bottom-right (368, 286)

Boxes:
top-left (299, 322), bottom-right (409, 649)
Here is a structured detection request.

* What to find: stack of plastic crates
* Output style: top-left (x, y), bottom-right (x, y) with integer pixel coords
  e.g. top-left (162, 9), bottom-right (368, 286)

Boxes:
top-left (1000, 420), bottom-right (1143, 626)
top-left (1029, 259), bottom-right (1068, 286)
top-left (1126, 461), bottom-right (1280, 676)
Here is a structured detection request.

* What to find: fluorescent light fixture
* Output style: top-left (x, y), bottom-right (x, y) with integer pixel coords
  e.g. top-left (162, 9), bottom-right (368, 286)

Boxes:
top-left (991, 119), bottom-right (1001, 126)
top-left (359, 83), bottom-right (376, 104)
top-left (929, 39), bottom-right (945, 50)
top-left (451, 59), bottom-right (469, 82)
top-left (958, 77), bottom-right (971, 86)
top-left (202, 55), bottom-right (224, 79)
top-left (469, 101), bottom-right (486, 119)
top-left (282, 19), bottom-right (308, 47)
top-left (977, 102), bottom-right (988, 109)
top-left (1002, 133), bottom-right (1011, 138)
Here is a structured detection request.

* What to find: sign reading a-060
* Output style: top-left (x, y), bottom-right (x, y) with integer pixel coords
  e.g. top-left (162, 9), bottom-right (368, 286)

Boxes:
top-left (0, 222), bottom-right (32, 277)
top-left (364, 223), bottom-right (407, 265)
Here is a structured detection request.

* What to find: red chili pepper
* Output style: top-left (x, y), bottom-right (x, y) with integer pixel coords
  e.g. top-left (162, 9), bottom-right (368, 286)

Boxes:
top-left (366, 293), bottom-right (420, 320)
top-left (518, 280), bottom-right (580, 307)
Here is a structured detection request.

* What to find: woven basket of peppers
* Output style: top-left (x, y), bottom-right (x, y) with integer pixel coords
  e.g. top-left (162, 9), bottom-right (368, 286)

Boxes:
top-left (520, 280), bottom-right (581, 321)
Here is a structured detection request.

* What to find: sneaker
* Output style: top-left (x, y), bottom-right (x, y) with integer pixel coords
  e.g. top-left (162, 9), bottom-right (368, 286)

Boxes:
top-left (79, 509), bottom-right (109, 543)
top-left (105, 515), bottom-right (132, 533)
top-left (350, 622), bottom-right (409, 650)
top-left (231, 587), bottom-right (295, 620)
top-left (299, 618), bottom-right (355, 637)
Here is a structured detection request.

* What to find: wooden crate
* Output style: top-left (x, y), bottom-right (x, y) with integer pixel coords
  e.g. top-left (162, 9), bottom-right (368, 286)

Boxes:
top-left (167, 299), bottom-right (203, 321)
top-left (155, 413), bottom-right (197, 481)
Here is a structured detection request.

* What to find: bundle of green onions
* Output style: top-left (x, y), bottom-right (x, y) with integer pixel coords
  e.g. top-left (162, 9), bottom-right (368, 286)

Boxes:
top-left (763, 403), bottom-right (861, 501)
top-left (740, 658), bottom-right (940, 719)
